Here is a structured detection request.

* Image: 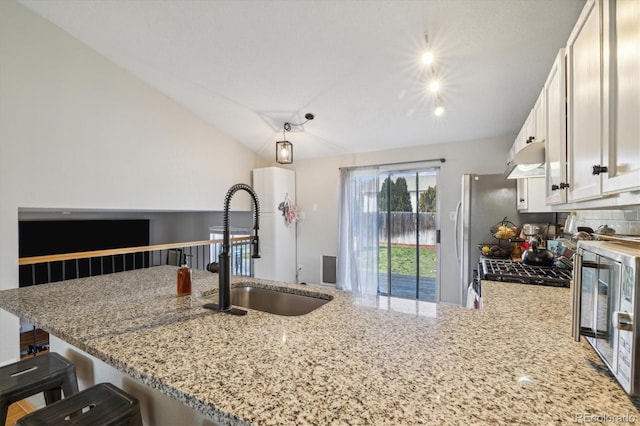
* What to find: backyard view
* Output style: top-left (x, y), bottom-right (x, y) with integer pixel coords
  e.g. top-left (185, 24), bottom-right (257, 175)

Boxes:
top-left (379, 246), bottom-right (436, 277)
top-left (378, 171), bottom-right (438, 301)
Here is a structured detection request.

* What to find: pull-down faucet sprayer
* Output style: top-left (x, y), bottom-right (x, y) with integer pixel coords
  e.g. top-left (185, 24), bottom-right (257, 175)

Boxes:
top-left (204, 183), bottom-right (260, 316)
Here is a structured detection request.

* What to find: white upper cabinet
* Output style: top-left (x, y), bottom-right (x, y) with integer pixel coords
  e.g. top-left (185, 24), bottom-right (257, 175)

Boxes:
top-left (524, 107), bottom-right (535, 146)
top-left (566, 0), bottom-right (603, 202)
top-left (533, 89), bottom-right (546, 144)
top-left (517, 178), bottom-right (551, 212)
top-left (516, 178), bottom-right (528, 210)
top-left (545, 49), bottom-right (568, 205)
top-left (602, 0), bottom-right (640, 194)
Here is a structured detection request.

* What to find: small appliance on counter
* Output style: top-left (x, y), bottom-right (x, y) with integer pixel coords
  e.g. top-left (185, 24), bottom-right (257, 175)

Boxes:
top-left (521, 240), bottom-right (554, 267)
top-left (522, 223), bottom-right (544, 245)
top-left (571, 239), bottom-right (640, 395)
top-left (520, 222), bottom-right (563, 248)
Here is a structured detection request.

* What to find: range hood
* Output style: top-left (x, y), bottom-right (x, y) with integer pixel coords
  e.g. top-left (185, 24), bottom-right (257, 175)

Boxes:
top-left (504, 140), bottom-right (545, 179)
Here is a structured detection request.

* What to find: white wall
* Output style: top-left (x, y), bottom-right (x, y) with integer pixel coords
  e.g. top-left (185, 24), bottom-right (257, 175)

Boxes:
top-left (260, 135), bottom-right (513, 304)
top-left (0, 0), bottom-right (257, 364)
top-left (572, 208), bottom-right (640, 235)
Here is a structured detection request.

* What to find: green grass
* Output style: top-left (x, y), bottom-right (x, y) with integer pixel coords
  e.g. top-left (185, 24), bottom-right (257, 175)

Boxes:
top-left (379, 245), bottom-right (436, 277)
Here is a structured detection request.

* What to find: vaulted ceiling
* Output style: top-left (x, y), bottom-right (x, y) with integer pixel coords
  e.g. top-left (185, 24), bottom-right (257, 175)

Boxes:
top-left (20, 0), bottom-right (586, 161)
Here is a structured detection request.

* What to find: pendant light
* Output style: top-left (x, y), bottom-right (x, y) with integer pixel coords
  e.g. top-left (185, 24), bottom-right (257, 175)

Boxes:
top-left (276, 138), bottom-right (293, 164)
top-left (275, 113), bottom-right (315, 164)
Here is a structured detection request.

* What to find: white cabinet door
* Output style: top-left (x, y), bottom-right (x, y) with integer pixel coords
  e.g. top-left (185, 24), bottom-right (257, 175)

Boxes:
top-left (527, 178), bottom-right (552, 212)
top-left (533, 89), bottom-right (546, 144)
top-left (524, 109), bottom-right (535, 147)
top-left (566, 0), bottom-right (603, 202)
top-left (602, 0), bottom-right (640, 193)
top-left (512, 117), bottom-right (528, 160)
top-left (545, 49), bottom-right (568, 205)
top-left (516, 179), bottom-right (528, 210)
top-left (517, 178), bottom-right (552, 212)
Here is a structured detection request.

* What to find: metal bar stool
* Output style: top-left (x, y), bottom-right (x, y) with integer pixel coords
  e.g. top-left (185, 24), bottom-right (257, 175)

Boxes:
top-left (0, 352), bottom-right (79, 426)
top-left (16, 382), bottom-right (142, 426)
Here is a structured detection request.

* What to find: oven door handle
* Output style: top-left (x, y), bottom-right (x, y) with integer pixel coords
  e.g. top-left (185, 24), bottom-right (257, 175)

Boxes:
top-left (571, 254), bottom-right (584, 341)
top-left (579, 327), bottom-right (610, 340)
top-left (581, 260), bottom-right (609, 269)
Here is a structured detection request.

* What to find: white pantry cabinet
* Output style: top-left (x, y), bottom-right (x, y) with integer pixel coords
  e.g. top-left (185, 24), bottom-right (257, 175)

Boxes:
top-left (252, 167), bottom-right (297, 283)
top-left (545, 49), bottom-right (568, 205)
top-left (566, 0), bottom-right (603, 202)
top-left (601, 0), bottom-right (640, 194)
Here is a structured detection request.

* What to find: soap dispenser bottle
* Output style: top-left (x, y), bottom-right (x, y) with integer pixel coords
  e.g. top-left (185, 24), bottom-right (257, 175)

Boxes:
top-left (176, 254), bottom-right (192, 296)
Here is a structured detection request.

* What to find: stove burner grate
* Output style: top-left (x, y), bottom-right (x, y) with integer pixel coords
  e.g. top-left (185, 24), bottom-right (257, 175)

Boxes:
top-left (482, 259), bottom-right (572, 287)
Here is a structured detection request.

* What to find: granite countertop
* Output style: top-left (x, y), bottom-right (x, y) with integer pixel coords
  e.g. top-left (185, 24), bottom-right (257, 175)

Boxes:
top-left (1, 266), bottom-right (639, 425)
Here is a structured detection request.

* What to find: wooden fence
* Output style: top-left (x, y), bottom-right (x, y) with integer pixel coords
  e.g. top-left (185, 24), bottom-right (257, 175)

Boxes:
top-left (378, 212), bottom-right (437, 246)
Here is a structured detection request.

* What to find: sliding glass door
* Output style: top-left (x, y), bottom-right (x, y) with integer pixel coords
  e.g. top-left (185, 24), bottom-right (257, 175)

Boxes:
top-left (378, 169), bottom-right (438, 301)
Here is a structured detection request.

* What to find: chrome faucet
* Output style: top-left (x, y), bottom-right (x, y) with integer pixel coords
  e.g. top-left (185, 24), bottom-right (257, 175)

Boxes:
top-left (204, 183), bottom-right (260, 315)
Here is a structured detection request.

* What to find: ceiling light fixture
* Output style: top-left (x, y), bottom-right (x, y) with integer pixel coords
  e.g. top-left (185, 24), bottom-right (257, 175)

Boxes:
top-left (276, 113), bottom-right (315, 164)
top-left (421, 34), bottom-right (434, 65)
top-left (421, 33), bottom-right (447, 116)
top-left (434, 94), bottom-right (445, 116)
top-left (428, 79), bottom-right (440, 93)
top-left (421, 51), bottom-right (434, 65)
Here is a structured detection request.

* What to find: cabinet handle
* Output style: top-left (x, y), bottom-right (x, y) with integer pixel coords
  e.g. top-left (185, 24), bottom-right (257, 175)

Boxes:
top-left (559, 182), bottom-right (570, 189)
top-left (519, 198), bottom-right (525, 202)
top-left (526, 136), bottom-right (535, 144)
top-left (592, 165), bottom-right (609, 175)
top-left (551, 184), bottom-right (559, 191)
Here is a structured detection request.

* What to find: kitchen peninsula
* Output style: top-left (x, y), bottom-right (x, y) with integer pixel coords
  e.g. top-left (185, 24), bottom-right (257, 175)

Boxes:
top-left (0, 266), bottom-right (638, 425)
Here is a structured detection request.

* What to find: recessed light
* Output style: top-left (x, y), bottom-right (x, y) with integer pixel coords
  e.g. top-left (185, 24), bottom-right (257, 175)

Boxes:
top-left (421, 51), bottom-right (434, 65)
top-left (434, 105), bottom-right (445, 116)
top-left (428, 80), bottom-right (440, 93)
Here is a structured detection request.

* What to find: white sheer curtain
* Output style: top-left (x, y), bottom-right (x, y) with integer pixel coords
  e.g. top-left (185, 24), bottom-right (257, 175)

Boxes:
top-left (337, 167), bottom-right (379, 297)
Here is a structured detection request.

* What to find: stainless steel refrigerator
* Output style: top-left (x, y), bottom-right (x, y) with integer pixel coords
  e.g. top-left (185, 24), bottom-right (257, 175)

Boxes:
top-left (455, 174), bottom-right (554, 306)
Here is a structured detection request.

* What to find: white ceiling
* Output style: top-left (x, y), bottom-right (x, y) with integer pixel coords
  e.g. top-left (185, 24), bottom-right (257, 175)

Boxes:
top-left (19, 0), bottom-right (586, 161)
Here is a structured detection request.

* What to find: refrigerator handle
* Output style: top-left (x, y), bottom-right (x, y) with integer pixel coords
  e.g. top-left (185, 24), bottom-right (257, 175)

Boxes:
top-left (454, 200), bottom-right (462, 262)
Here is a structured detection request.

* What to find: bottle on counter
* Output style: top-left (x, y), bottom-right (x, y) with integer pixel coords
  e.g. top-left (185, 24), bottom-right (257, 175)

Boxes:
top-left (564, 211), bottom-right (577, 234)
top-left (176, 255), bottom-right (192, 296)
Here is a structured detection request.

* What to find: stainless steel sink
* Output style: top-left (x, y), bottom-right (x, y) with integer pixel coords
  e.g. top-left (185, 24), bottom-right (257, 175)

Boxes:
top-left (206, 285), bottom-right (331, 316)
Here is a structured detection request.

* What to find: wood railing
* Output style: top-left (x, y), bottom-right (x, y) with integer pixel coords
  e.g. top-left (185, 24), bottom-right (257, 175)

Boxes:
top-left (18, 237), bottom-right (253, 287)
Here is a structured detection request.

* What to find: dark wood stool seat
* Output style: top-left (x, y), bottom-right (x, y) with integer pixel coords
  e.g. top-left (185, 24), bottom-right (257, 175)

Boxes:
top-left (16, 382), bottom-right (143, 426)
top-left (0, 352), bottom-right (79, 425)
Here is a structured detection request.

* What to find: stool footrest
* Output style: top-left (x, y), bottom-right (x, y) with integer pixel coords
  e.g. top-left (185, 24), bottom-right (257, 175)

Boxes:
top-left (0, 352), bottom-right (79, 426)
top-left (17, 382), bottom-right (142, 426)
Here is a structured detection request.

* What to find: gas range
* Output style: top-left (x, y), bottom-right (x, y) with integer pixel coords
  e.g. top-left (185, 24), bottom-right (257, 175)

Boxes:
top-left (481, 258), bottom-right (572, 287)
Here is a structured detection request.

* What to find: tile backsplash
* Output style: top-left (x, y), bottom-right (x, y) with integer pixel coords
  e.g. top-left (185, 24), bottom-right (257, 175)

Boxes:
top-left (568, 207), bottom-right (640, 236)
